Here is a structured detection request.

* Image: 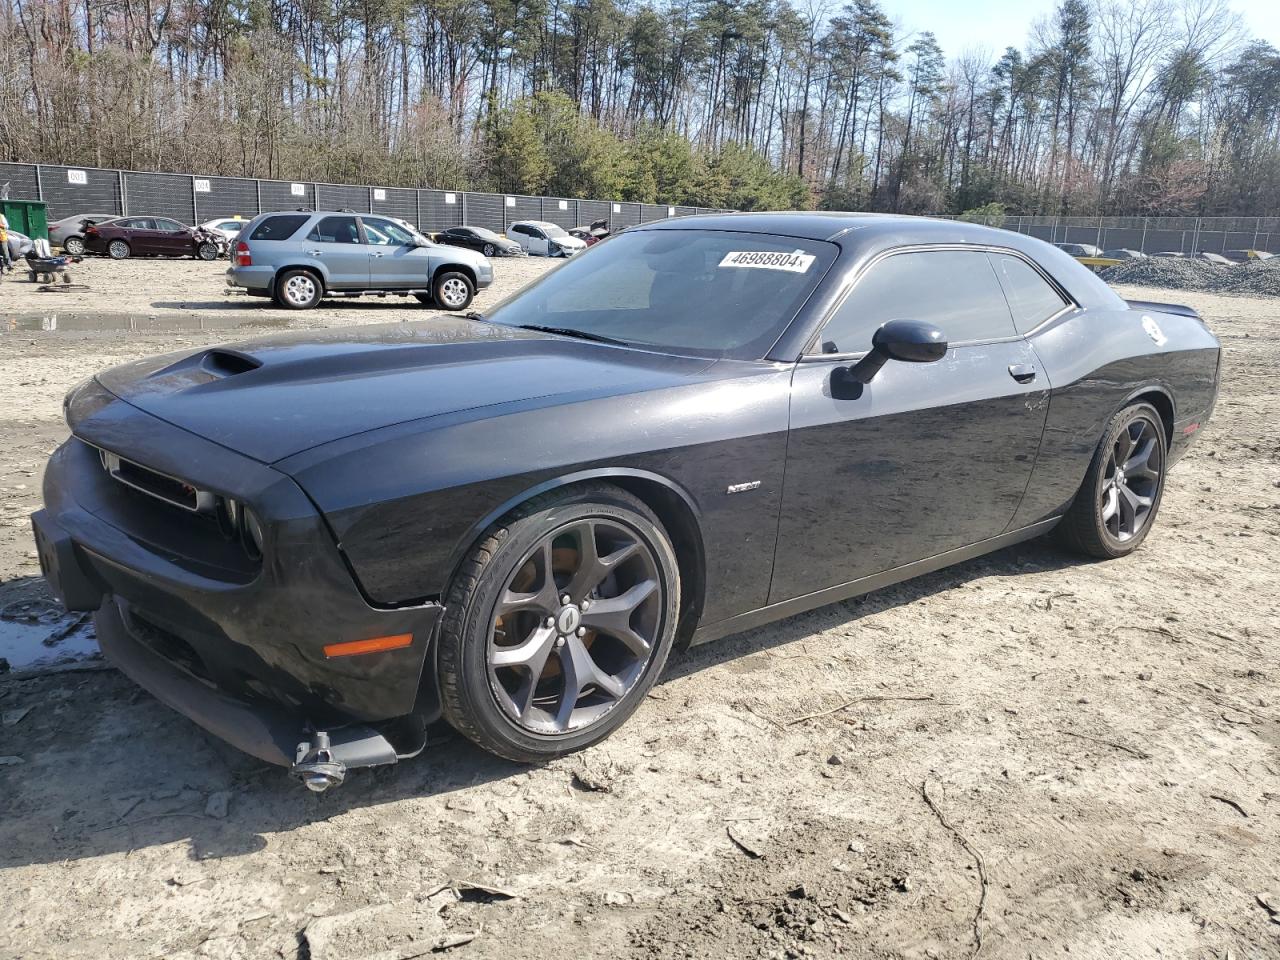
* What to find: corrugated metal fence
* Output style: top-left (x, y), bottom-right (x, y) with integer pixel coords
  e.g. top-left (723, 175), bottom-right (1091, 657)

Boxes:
top-left (0, 161), bottom-right (728, 235)
top-left (955, 214), bottom-right (1279, 256)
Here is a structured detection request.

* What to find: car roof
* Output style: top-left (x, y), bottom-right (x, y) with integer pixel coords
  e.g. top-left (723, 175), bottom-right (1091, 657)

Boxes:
top-left (635, 211), bottom-right (1124, 312)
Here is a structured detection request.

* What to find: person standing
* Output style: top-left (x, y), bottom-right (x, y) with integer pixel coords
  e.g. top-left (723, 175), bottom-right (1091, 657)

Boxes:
top-left (0, 212), bottom-right (11, 274)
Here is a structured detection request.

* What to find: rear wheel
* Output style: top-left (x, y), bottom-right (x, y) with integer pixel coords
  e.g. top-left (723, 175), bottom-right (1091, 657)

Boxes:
top-left (1058, 402), bottom-right (1167, 559)
top-left (273, 269), bottom-right (323, 310)
top-left (107, 239), bottom-right (130, 260)
top-left (483, 243), bottom-right (496, 257)
top-left (432, 270), bottom-right (474, 311)
top-left (63, 236), bottom-right (86, 256)
top-left (438, 484), bottom-right (680, 762)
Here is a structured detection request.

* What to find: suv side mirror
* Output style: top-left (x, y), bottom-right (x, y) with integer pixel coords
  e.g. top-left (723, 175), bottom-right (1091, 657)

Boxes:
top-left (831, 320), bottom-right (948, 399)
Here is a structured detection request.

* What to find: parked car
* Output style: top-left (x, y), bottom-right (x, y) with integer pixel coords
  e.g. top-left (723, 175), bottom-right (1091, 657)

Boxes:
top-left (507, 220), bottom-right (588, 257)
top-left (1151, 252), bottom-right (1187, 258)
top-left (569, 218), bottom-right (611, 246)
top-left (33, 213), bottom-right (1220, 792)
top-left (49, 213), bottom-right (118, 255)
top-left (435, 226), bottom-right (524, 258)
top-left (1222, 249), bottom-right (1274, 263)
top-left (1055, 242), bottom-right (1103, 257)
top-left (1194, 252), bottom-right (1233, 265)
top-left (1101, 249), bottom-right (1146, 260)
top-left (200, 217), bottom-right (249, 242)
top-left (226, 210), bottom-right (492, 310)
top-left (83, 216), bottom-right (223, 260)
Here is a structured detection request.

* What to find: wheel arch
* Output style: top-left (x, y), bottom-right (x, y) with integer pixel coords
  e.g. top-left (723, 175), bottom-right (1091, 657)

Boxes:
top-left (276, 263), bottom-right (328, 289)
top-left (440, 469), bottom-right (707, 649)
top-left (434, 262), bottom-right (477, 288)
top-left (1121, 384), bottom-right (1175, 447)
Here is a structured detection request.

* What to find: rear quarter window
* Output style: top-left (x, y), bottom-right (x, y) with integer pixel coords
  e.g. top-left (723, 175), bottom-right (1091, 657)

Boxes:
top-left (250, 215), bottom-right (310, 241)
top-left (990, 254), bottom-right (1069, 334)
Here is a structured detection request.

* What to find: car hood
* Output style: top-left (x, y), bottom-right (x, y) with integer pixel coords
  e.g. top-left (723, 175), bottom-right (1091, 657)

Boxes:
top-left (552, 235), bottom-right (587, 248)
top-left (95, 317), bottom-right (714, 463)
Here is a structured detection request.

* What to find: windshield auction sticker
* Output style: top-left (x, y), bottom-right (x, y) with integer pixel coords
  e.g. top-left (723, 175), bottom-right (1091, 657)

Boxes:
top-left (719, 250), bottom-right (816, 273)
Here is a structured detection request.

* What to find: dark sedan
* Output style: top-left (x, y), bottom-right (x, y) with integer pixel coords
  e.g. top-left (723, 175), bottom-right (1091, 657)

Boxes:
top-left (435, 225), bottom-right (525, 257)
top-left (83, 216), bottom-right (223, 260)
top-left (33, 213), bottom-right (1220, 792)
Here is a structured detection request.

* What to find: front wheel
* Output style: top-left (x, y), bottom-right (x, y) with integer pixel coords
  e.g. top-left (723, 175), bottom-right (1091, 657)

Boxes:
top-left (196, 241), bottom-right (219, 261)
top-left (107, 239), bottom-right (130, 260)
top-left (482, 243), bottom-right (496, 257)
top-left (63, 236), bottom-right (86, 256)
top-left (437, 484), bottom-right (680, 762)
top-left (432, 270), bottom-right (474, 311)
top-left (1058, 402), bottom-right (1167, 559)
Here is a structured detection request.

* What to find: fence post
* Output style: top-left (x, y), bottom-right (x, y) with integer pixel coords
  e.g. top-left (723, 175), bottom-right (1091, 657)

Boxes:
top-left (33, 164), bottom-right (43, 201)
top-left (255, 179), bottom-right (262, 215)
top-left (1139, 218), bottom-right (1148, 254)
top-left (1096, 216), bottom-right (1103, 251)
top-left (1253, 217), bottom-right (1261, 252)
top-left (461, 192), bottom-right (468, 226)
top-left (119, 170), bottom-right (127, 215)
top-left (191, 175), bottom-right (199, 224)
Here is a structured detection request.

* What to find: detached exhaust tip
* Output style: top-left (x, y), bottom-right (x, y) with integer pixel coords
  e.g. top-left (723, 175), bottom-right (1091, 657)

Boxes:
top-left (292, 731), bottom-right (346, 792)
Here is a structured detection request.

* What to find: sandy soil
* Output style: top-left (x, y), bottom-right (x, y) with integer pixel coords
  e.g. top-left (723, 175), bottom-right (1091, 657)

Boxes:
top-left (1, 276), bottom-right (1278, 960)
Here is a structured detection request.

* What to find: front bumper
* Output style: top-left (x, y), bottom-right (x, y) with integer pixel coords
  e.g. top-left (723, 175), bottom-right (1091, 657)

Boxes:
top-left (34, 387), bottom-right (444, 769)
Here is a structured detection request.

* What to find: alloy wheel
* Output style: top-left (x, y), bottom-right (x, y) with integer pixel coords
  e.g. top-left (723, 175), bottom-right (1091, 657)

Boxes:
top-left (284, 274), bottom-right (316, 306)
top-left (64, 237), bottom-right (85, 256)
top-left (1100, 414), bottom-right (1163, 542)
top-left (108, 240), bottom-right (129, 259)
top-left (487, 519), bottom-right (662, 735)
top-left (439, 277), bottom-right (470, 307)
top-left (483, 243), bottom-right (495, 257)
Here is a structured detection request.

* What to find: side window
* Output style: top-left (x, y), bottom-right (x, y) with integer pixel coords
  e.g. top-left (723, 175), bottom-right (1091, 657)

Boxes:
top-left (306, 215), bottom-right (361, 244)
top-left (817, 250), bottom-right (1016, 354)
top-left (250, 214), bottom-right (309, 241)
top-left (120, 218), bottom-right (153, 230)
top-left (989, 254), bottom-right (1069, 334)
top-left (154, 219), bottom-right (184, 232)
top-left (511, 225), bottom-right (529, 236)
top-left (361, 217), bottom-right (415, 246)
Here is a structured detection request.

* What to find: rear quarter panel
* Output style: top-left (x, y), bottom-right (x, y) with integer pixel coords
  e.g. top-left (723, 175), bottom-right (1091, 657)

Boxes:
top-left (1011, 306), bottom-right (1220, 527)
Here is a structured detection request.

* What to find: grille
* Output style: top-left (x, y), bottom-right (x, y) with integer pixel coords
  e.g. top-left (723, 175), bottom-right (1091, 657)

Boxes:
top-left (97, 447), bottom-right (214, 513)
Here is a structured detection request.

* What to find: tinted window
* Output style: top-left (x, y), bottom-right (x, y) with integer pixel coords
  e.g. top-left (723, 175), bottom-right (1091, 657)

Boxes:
top-left (818, 250), bottom-right (1016, 353)
top-left (154, 219), bottom-right (185, 232)
top-left (362, 217), bottom-right (416, 246)
top-left (306, 216), bottom-right (361, 244)
top-left (250, 214), bottom-right (309, 241)
top-left (486, 229), bottom-right (837, 360)
top-left (511, 225), bottom-right (530, 236)
top-left (990, 254), bottom-right (1068, 334)
top-left (118, 218), bottom-right (152, 230)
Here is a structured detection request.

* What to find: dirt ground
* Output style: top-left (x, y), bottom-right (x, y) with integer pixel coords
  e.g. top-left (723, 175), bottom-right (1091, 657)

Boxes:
top-left (1, 270), bottom-right (1278, 960)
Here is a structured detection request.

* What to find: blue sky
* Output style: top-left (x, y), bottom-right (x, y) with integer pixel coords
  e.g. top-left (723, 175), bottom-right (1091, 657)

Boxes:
top-left (893, 0), bottom-right (1279, 59)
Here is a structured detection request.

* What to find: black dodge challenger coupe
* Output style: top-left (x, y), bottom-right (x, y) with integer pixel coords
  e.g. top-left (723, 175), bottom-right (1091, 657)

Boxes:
top-left (32, 213), bottom-right (1220, 790)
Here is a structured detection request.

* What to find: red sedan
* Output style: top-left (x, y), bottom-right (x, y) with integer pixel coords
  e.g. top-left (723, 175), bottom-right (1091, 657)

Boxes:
top-left (83, 216), bottom-right (223, 260)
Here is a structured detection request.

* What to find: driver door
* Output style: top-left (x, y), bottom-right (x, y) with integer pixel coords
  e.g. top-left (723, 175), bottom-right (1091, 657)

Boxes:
top-left (361, 216), bottom-right (430, 288)
top-left (769, 248), bottom-right (1052, 603)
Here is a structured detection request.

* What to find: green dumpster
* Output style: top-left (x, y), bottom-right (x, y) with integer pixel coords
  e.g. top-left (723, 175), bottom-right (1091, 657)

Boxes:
top-left (2, 199), bottom-right (49, 240)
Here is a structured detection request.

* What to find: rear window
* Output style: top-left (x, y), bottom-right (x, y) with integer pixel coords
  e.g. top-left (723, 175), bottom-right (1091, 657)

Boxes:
top-left (250, 214), bottom-right (310, 241)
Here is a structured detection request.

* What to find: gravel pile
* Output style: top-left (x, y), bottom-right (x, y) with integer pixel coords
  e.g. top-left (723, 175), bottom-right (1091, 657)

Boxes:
top-left (1101, 256), bottom-right (1280, 297)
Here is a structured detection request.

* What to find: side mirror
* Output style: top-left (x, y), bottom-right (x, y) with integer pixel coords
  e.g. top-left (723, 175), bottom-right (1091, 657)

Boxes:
top-left (831, 320), bottom-right (947, 399)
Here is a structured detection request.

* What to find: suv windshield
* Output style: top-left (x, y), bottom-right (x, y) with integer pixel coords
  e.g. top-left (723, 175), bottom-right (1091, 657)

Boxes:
top-left (543, 224), bottom-right (570, 239)
top-left (485, 229), bottom-right (837, 359)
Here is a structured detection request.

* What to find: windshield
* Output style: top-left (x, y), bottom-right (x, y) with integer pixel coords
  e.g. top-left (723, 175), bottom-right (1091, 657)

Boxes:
top-left (469, 227), bottom-right (501, 241)
top-left (485, 229), bottom-right (837, 359)
top-left (543, 224), bottom-right (570, 239)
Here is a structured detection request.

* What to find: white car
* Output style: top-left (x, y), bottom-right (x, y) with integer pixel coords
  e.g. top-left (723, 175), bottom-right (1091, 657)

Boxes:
top-left (506, 220), bottom-right (588, 257)
top-left (199, 217), bottom-right (249, 241)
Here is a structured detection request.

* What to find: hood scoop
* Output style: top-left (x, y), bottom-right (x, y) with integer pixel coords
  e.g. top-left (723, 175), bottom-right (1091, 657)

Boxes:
top-left (147, 348), bottom-right (263, 385)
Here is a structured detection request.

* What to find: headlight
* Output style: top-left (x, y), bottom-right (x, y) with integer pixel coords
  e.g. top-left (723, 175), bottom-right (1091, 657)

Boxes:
top-left (242, 508), bottom-right (265, 558)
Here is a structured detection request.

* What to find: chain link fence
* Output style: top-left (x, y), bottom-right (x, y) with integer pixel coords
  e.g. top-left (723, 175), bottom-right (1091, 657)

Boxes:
top-left (956, 214), bottom-right (1279, 256)
top-left (0, 161), bottom-right (728, 237)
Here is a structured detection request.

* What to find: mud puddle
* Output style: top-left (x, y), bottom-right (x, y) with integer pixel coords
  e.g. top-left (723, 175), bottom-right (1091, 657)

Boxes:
top-left (0, 597), bottom-right (100, 673)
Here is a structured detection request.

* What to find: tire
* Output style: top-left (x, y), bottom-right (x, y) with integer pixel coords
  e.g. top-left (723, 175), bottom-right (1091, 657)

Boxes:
top-left (196, 241), bottom-right (219, 261)
top-left (432, 270), bottom-right (474, 311)
top-left (482, 243), bottom-right (495, 257)
top-left (438, 483), bottom-right (681, 763)
top-left (107, 239), bottom-right (130, 260)
top-left (1058, 402), bottom-right (1167, 559)
top-left (63, 236), bottom-right (86, 256)
top-left (273, 269), bottom-right (323, 310)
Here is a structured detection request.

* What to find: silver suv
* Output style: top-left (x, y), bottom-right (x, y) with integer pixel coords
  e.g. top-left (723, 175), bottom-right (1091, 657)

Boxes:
top-left (227, 211), bottom-right (493, 310)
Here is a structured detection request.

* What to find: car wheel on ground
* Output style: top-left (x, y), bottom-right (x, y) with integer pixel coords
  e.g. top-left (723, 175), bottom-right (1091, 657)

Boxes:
top-left (483, 243), bottom-right (495, 257)
top-left (196, 242), bottom-right (220, 261)
top-left (107, 239), bottom-right (130, 260)
top-left (437, 483), bottom-right (680, 763)
top-left (63, 236), bottom-right (86, 256)
top-left (273, 269), bottom-right (323, 310)
top-left (1058, 402), bottom-right (1167, 559)
top-left (432, 271), bottom-right (475, 311)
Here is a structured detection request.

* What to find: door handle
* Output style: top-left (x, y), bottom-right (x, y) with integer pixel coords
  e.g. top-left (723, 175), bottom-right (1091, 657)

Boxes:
top-left (306, 249), bottom-right (323, 257)
top-left (1008, 364), bottom-right (1037, 384)
top-left (371, 251), bottom-right (385, 258)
